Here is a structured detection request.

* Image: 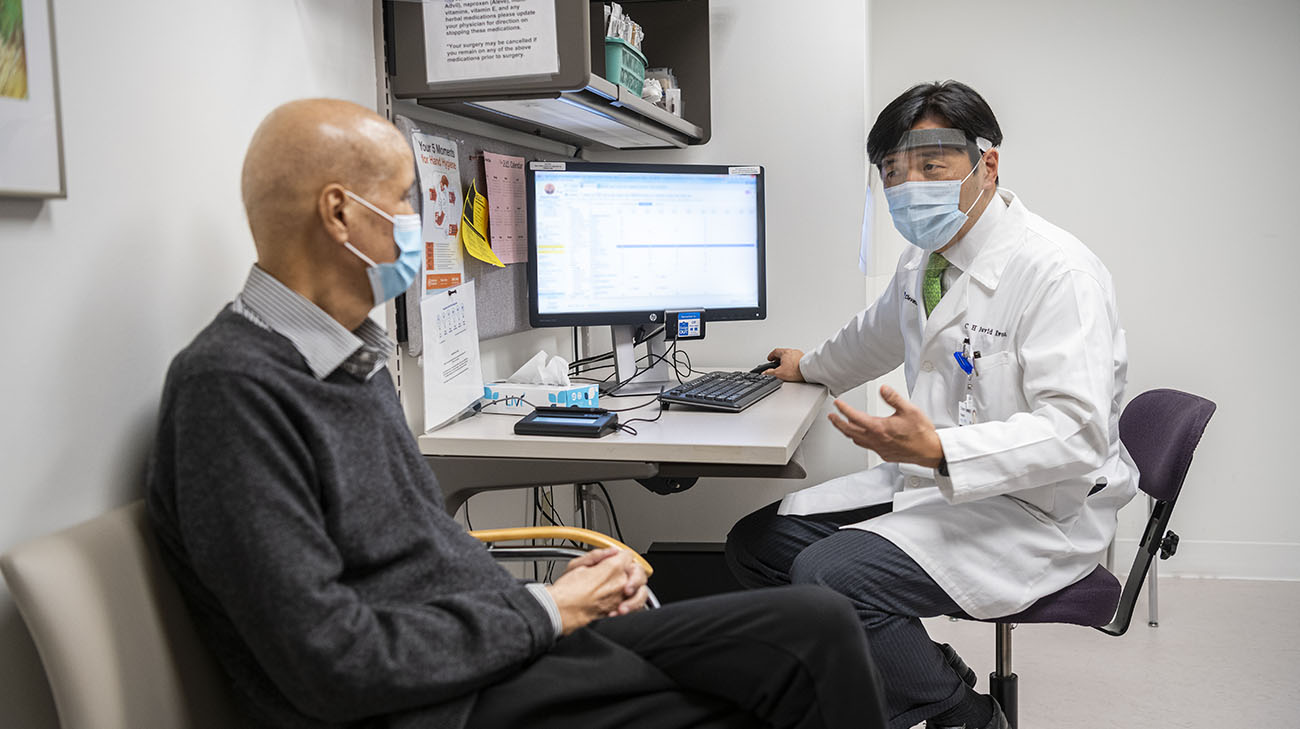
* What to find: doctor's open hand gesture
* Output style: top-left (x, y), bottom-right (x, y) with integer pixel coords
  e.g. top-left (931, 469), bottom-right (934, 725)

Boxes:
top-left (829, 385), bottom-right (945, 469)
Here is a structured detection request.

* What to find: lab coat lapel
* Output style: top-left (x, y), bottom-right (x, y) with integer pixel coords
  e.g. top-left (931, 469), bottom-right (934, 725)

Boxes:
top-left (908, 258), bottom-right (927, 344)
top-left (962, 190), bottom-right (1025, 294)
top-left (921, 269), bottom-right (969, 351)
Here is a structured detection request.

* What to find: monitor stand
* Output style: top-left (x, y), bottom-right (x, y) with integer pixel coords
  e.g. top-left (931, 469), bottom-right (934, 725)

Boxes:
top-left (603, 325), bottom-right (675, 396)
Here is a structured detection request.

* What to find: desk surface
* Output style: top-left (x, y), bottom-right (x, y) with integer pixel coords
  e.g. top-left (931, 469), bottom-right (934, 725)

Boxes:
top-left (418, 381), bottom-right (828, 466)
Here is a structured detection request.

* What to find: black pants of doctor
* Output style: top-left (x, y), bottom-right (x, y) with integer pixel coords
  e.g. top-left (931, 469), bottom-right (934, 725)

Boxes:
top-left (464, 584), bottom-right (887, 729)
top-left (725, 502), bottom-right (972, 729)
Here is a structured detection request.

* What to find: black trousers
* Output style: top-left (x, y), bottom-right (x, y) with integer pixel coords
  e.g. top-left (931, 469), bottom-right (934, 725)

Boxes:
top-left (464, 585), bottom-right (887, 729)
top-left (725, 502), bottom-right (970, 729)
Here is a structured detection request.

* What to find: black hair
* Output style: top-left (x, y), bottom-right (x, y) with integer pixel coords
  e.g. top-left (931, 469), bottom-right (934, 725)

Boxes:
top-left (867, 80), bottom-right (1003, 168)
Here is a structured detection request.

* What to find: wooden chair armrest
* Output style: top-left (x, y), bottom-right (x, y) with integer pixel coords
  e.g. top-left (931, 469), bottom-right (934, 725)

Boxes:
top-left (469, 527), bottom-right (653, 576)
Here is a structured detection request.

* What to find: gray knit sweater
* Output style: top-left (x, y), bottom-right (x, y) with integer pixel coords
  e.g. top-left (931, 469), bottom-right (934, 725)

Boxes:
top-left (147, 307), bottom-right (555, 729)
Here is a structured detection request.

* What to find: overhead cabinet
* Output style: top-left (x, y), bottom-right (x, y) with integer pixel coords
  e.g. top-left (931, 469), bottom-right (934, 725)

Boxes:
top-left (386, 0), bottom-right (711, 150)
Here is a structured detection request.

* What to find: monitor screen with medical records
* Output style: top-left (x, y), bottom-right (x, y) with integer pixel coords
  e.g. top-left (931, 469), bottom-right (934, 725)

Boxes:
top-left (526, 161), bottom-right (766, 328)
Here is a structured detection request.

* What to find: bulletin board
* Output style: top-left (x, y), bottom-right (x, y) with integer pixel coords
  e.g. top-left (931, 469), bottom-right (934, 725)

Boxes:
top-left (393, 113), bottom-right (578, 349)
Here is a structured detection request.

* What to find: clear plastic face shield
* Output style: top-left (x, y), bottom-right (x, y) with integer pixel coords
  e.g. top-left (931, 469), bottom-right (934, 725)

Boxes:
top-left (878, 128), bottom-right (988, 190)
top-left (860, 129), bottom-right (994, 268)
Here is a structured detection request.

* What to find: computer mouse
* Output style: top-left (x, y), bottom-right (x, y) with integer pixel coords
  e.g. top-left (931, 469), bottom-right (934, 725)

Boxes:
top-left (750, 361), bottom-right (778, 374)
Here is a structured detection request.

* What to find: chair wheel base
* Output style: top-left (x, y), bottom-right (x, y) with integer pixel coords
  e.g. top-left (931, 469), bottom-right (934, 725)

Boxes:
top-left (990, 671), bottom-right (1018, 729)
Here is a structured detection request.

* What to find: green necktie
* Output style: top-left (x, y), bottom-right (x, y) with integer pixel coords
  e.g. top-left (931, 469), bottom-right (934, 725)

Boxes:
top-left (923, 253), bottom-right (950, 317)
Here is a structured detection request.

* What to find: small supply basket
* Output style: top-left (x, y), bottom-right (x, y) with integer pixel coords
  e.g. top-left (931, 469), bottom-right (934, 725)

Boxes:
top-left (604, 36), bottom-right (647, 95)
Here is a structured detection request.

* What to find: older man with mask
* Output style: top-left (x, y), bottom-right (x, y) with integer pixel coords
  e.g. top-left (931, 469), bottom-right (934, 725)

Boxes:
top-left (146, 98), bottom-right (887, 729)
top-left (727, 81), bottom-right (1137, 729)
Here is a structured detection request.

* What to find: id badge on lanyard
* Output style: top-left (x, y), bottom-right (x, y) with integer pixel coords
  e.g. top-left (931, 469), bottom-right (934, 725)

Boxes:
top-left (958, 393), bottom-right (976, 426)
top-left (954, 338), bottom-right (980, 426)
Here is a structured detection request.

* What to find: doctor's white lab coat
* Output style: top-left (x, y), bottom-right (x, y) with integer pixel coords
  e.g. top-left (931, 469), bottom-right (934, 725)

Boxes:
top-left (781, 189), bottom-right (1138, 619)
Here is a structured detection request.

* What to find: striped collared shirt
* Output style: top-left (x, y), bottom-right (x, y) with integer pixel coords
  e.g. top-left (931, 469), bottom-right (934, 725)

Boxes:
top-left (231, 265), bottom-right (394, 381)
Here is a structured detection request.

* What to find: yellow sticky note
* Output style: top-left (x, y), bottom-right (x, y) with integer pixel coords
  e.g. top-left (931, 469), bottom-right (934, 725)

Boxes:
top-left (459, 180), bottom-right (504, 267)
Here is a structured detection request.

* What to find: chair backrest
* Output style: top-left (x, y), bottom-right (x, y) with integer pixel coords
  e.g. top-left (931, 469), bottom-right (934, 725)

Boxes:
top-left (0, 501), bottom-right (244, 729)
top-left (1118, 388), bottom-right (1217, 503)
top-left (1100, 388), bottom-right (1216, 636)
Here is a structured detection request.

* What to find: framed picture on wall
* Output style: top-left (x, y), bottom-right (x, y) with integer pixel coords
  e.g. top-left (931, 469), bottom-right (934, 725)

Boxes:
top-left (1, 0), bottom-right (65, 198)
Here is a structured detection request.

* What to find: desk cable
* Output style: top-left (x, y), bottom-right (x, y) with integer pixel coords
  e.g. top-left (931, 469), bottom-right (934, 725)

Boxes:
top-left (602, 338), bottom-right (683, 396)
top-left (567, 326), bottom-right (694, 386)
top-left (567, 326), bottom-right (665, 375)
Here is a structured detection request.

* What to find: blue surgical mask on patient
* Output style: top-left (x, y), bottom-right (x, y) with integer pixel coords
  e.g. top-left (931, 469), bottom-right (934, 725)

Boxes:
top-left (342, 189), bottom-right (423, 306)
top-left (883, 158), bottom-right (985, 252)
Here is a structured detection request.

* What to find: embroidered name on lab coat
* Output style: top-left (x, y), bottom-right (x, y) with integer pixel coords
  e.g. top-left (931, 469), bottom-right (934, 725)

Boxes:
top-left (963, 322), bottom-right (1008, 338)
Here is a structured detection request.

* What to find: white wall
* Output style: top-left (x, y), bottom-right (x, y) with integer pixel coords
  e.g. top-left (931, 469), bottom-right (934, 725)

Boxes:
top-left (569, 0), bottom-right (875, 551)
top-left (0, 2), bottom-right (379, 726)
top-left (869, 0), bottom-right (1300, 579)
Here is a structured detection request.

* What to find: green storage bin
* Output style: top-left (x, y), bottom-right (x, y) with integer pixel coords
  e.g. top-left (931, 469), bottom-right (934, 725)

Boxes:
top-left (604, 36), bottom-right (647, 96)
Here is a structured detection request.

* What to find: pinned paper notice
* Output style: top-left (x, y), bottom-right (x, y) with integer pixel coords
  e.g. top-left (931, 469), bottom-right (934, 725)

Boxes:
top-left (459, 180), bottom-right (504, 267)
top-left (424, 0), bottom-right (559, 84)
top-left (420, 280), bottom-right (484, 432)
top-left (483, 152), bottom-right (528, 264)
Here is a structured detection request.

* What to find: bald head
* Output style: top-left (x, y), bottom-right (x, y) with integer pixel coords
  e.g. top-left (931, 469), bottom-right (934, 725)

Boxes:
top-left (241, 98), bottom-right (412, 258)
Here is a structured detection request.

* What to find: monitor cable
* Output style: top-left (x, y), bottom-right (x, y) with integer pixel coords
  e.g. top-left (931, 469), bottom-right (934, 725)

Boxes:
top-left (603, 338), bottom-right (679, 397)
top-left (567, 326), bottom-right (666, 375)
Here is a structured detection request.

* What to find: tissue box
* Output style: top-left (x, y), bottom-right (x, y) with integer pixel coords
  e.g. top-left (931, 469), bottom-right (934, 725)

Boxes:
top-left (481, 382), bottom-right (601, 415)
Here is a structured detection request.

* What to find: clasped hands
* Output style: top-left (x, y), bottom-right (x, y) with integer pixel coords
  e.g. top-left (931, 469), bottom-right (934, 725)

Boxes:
top-left (828, 385), bottom-right (945, 469)
top-left (545, 547), bottom-right (648, 635)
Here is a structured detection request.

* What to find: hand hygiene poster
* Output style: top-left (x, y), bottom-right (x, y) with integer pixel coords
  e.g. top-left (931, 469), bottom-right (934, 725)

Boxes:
top-left (412, 132), bottom-right (467, 294)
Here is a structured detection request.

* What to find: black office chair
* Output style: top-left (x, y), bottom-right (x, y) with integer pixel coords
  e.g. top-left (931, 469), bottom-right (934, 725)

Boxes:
top-left (950, 388), bottom-right (1216, 728)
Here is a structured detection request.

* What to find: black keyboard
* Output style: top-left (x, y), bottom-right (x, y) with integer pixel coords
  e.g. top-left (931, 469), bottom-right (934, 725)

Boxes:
top-left (660, 371), bottom-right (783, 412)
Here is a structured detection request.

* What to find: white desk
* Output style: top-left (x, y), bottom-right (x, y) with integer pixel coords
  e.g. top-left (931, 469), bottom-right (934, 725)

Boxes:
top-left (418, 381), bottom-right (828, 512)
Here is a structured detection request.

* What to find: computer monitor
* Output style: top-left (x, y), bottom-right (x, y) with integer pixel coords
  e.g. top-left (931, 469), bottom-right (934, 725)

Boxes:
top-left (526, 161), bottom-right (766, 394)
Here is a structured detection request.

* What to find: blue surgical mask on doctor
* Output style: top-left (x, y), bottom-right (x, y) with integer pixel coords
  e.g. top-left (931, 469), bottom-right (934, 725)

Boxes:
top-left (341, 189), bottom-right (422, 306)
top-left (882, 136), bottom-right (991, 252)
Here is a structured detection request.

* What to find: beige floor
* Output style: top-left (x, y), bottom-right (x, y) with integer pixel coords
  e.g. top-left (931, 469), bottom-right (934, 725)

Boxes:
top-left (910, 577), bottom-right (1300, 728)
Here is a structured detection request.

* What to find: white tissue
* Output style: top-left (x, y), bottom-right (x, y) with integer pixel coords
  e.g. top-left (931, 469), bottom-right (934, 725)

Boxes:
top-left (506, 350), bottom-right (571, 386)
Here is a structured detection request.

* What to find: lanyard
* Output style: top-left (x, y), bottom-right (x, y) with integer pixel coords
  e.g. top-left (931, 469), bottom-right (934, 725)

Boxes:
top-left (953, 338), bottom-right (980, 426)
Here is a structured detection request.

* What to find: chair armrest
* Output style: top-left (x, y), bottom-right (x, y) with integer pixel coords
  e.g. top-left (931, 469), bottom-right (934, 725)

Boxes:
top-left (469, 527), bottom-right (653, 576)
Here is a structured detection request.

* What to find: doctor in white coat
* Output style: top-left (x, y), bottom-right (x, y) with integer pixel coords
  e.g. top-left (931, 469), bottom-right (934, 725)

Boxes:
top-left (725, 81), bottom-right (1137, 729)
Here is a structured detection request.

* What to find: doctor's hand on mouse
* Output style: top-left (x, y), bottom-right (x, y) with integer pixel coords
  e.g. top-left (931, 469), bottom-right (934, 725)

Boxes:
top-left (760, 348), bottom-right (806, 381)
top-left (828, 385), bottom-right (945, 469)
